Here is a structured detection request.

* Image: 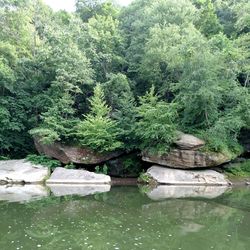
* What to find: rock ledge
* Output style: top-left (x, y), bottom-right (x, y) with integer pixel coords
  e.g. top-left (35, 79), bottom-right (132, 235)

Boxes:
top-left (35, 138), bottom-right (123, 164)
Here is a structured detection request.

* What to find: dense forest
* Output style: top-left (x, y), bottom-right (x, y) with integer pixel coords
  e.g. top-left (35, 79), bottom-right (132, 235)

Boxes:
top-left (0, 0), bottom-right (249, 160)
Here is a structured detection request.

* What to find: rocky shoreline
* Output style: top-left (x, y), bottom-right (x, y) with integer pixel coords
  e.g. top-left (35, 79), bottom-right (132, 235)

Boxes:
top-left (0, 158), bottom-right (249, 203)
top-left (0, 132), bottom-right (249, 203)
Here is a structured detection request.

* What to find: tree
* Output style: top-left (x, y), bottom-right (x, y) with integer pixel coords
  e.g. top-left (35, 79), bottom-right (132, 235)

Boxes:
top-left (0, 42), bottom-right (17, 94)
top-left (135, 86), bottom-right (177, 155)
top-left (30, 93), bottom-right (78, 145)
top-left (120, 0), bottom-right (198, 95)
top-left (196, 0), bottom-right (222, 37)
top-left (1, 0), bottom-right (249, 160)
top-left (140, 23), bottom-right (208, 97)
top-left (76, 0), bottom-right (118, 22)
top-left (103, 73), bottom-right (137, 150)
top-left (81, 13), bottom-right (125, 82)
top-left (76, 84), bottom-right (123, 152)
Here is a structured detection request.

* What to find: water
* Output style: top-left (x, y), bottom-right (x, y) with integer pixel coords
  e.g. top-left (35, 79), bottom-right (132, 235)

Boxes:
top-left (0, 185), bottom-right (250, 250)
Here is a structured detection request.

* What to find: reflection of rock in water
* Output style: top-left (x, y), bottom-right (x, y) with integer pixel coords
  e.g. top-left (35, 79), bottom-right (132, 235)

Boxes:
top-left (47, 184), bottom-right (111, 197)
top-left (146, 185), bottom-right (229, 200)
top-left (0, 185), bottom-right (48, 203)
top-left (142, 200), bottom-right (235, 220)
top-left (179, 222), bottom-right (204, 235)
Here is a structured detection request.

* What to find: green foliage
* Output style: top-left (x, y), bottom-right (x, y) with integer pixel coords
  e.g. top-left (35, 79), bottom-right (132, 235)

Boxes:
top-left (0, 156), bottom-right (10, 160)
top-left (76, 0), bottom-right (118, 22)
top-left (95, 164), bottom-right (108, 175)
top-left (30, 93), bottom-right (78, 145)
top-left (225, 160), bottom-right (250, 177)
top-left (81, 10), bottom-right (124, 82)
top-left (0, 0), bottom-right (249, 162)
top-left (135, 86), bottom-right (177, 155)
top-left (65, 162), bottom-right (76, 169)
top-left (26, 154), bottom-right (61, 170)
top-left (76, 84), bottom-right (123, 152)
top-left (103, 73), bottom-right (137, 150)
top-left (0, 96), bottom-right (31, 156)
top-left (198, 117), bottom-right (244, 158)
top-left (121, 154), bottom-right (142, 176)
top-left (196, 0), bottom-right (222, 37)
top-left (138, 172), bottom-right (153, 184)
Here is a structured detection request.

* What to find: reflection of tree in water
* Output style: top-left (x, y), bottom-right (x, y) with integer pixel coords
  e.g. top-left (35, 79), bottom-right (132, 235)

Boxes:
top-left (0, 187), bottom-right (250, 250)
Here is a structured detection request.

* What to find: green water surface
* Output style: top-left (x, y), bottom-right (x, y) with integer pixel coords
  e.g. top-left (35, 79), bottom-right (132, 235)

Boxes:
top-left (0, 186), bottom-right (250, 250)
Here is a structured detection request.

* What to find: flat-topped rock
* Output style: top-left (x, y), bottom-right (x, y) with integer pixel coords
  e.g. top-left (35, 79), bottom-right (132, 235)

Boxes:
top-left (46, 167), bottom-right (111, 184)
top-left (175, 133), bottom-right (205, 150)
top-left (146, 185), bottom-right (229, 200)
top-left (0, 185), bottom-right (48, 203)
top-left (142, 149), bottom-right (230, 169)
top-left (0, 160), bottom-right (49, 184)
top-left (34, 138), bottom-right (123, 164)
top-left (47, 184), bottom-right (111, 197)
top-left (146, 166), bottom-right (229, 186)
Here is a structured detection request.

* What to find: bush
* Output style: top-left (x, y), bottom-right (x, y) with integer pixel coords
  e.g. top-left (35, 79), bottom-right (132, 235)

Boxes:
top-left (225, 160), bottom-right (250, 177)
top-left (26, 154), bottom-right (61, 170)
top-left (95, 164), bottom-right (108, 175)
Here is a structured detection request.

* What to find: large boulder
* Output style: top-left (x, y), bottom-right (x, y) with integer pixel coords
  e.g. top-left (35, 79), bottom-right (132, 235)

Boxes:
top-left (34, 138), bottom-right (123, 164)
top-left (46, 167), bottom-right (111, 184)
top-left (142, 149), bottom-right (230, 169)
top-left (0, 160), bottom-right (49, 184)
top-left (175, 133), bottom-right (205, 150)
top-left (146, 185), bottom-right (229, 200)
top-left (146, 166), bottom-right (229, 186)
top-left (142, 133), bottom-right (230, 169)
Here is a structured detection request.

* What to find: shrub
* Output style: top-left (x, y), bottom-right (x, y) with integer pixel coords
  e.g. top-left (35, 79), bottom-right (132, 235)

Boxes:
top-left (95, 164), bottom-right (108, 175)
top-left (225, 160), bottom-right (250, 177)
top-left (26, 154), bottom-right (61, 170)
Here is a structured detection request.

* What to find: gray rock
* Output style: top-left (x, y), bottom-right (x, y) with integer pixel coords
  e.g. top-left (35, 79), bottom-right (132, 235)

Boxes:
top-left (146, 185), bottom-right (229, 200)
top-left (142, 149), bottom-right (230, 169)
top-left (147, 166), bottom-right (229, 185)
top-left (175, 133), bottom-right (205, 150)
top-left (0, 160), bottom-right (49, 184)
top-left (0, 185), bottom-right (48, 203)
top-left (47, 184), bottom-right (111, 196)
top-left (46, 167), bottom-right (111, 184)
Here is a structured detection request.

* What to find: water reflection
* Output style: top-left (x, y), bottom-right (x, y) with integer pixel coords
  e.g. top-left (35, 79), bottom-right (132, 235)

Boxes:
top-left (0, 185), bottom-right (48, 203)
top-left (47, 184), bottom-right (111, 197)
top-left (146, 185), bottom-right (230, 201)
top-left (0, 186), bottom-right (249, 250)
